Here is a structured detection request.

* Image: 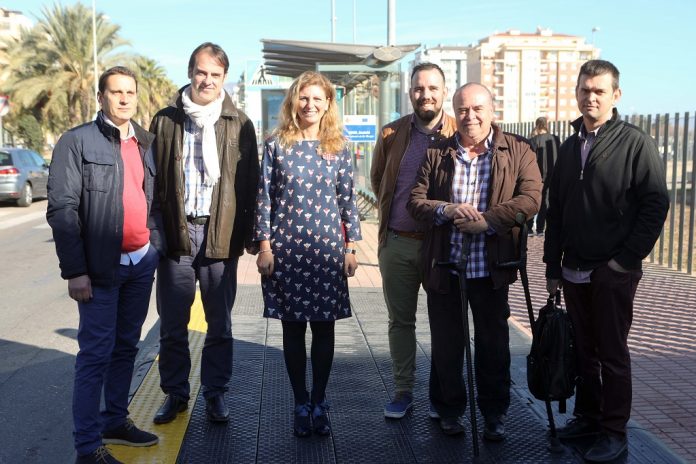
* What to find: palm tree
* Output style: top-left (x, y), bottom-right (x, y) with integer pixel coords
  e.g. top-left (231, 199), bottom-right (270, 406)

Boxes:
top-left (1, 2), bottom-right (128, 136)
top-left (132, 56), bottom-right (177, 129)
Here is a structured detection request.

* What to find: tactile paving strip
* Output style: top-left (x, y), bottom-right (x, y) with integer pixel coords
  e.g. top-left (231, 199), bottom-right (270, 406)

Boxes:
top-left (110, 293), bottom-right (208, 463)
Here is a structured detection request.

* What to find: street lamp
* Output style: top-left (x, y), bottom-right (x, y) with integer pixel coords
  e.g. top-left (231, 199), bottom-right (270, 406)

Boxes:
top-left (591, 26), bottom-right (600, 45)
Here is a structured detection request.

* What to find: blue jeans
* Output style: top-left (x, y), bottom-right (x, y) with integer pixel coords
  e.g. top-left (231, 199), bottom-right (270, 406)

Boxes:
top-left (73, 244), bottom-right (159, 456)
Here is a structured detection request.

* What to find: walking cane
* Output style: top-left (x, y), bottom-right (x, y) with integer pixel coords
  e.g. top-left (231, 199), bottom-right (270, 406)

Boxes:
top-left (437, 234), bottom-right (479, 457)
top-left (497, 212), bottom-right (563, 453)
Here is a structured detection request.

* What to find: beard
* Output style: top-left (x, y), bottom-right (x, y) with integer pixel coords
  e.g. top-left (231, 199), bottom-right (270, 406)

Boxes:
top-left (413, 99), bottom-right (440, 123)
top-left (414, 107), bottom-right (438, 123)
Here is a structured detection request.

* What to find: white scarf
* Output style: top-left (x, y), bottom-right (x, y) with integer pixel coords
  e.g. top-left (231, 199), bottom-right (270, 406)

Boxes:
top-left (182, 87), bottom-right (225, 187)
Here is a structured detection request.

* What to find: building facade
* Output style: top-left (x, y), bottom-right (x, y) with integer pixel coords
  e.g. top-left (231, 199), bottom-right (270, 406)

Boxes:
top-left (0, 8), bottom-right (32, 42)
top-left (468, 28), bottom-right (598, 123)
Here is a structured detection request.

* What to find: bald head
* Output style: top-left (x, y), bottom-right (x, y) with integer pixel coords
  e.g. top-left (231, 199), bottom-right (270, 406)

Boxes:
top-left (452, 83), bottom-right (495, 147)
top-left (452, 83), bottom-right (494, 108)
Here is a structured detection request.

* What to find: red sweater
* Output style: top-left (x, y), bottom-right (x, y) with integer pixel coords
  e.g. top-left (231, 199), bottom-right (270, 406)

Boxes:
top-left (121, 137), bottom-right (150, 252)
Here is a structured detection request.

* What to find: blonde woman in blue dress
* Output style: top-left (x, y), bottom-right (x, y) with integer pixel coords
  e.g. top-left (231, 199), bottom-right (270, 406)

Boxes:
top-left (254, 71), bottom-right (361, 437)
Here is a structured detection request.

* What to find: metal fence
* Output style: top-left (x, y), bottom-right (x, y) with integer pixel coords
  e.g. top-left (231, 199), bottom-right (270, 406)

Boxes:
top-left (502, 112), bottom-right (696, 275)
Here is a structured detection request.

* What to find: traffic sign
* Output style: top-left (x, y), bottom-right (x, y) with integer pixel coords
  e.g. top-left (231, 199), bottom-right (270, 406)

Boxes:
top-left (343, 114), bottom-right (377, 142)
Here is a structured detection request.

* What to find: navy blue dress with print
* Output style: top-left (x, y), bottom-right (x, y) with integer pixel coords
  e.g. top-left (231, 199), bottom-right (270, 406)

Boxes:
top-left (254, 138), bottom-right (362, 321)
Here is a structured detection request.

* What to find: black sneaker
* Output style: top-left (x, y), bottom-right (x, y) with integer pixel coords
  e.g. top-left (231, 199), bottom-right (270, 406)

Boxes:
top-left (102, 417), bottom-right (159, 447)
top-left (75, 445), bottom-right (123, 464)
top-left (556, 417), bottom-right (600, 439)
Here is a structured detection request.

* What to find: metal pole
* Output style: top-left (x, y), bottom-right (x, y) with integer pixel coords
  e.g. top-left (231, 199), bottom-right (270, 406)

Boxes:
top-left (353, 0), bottom-right (357, 43)
top-left (92, 0), bottom-right (99, 115)
top-left (387, 0), bottom-right (395, 45)
top-left (331, 0), bottom-right (336, 42)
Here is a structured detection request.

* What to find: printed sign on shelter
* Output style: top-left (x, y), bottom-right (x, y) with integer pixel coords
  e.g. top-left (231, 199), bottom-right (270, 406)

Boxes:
top-left (0, 95), bottom-right (9, 117)
top-left (343, 115), bottom-right (377, 142)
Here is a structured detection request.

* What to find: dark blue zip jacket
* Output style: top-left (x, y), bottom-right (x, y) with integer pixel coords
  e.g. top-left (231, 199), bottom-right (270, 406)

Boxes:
top-left (47, 112), bottom-right (165, 285)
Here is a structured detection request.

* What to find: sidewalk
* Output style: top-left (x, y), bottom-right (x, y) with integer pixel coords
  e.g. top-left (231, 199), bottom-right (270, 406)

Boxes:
top-left (114, 220), bottom-right (689, 463)
top-left (514, 235), bottom-right (696, 463)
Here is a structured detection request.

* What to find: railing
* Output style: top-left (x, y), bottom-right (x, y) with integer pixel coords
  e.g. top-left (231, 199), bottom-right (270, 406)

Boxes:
top-left (502, 112), bottom-right (696, 275)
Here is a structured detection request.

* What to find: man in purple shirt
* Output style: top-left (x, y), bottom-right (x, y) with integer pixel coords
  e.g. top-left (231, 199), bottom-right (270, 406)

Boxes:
top-left (371, 63), bottom-right (457, 419)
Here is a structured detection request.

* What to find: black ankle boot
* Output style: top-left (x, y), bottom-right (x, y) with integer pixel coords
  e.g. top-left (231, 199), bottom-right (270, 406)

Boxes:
top-left (293, 403), bottom-right (312, 437)
top-left (311, 401), bottom-right (331, 436)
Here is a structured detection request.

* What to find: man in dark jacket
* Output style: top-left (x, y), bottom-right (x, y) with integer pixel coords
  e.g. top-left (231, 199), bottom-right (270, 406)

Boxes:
top-left (149, 42), bottom-right (259, 425)
top-left (527, 116), bottom-right (560, 235)
top-left (408, 83), bottom-right (541, 438)
top-left (47, 66), bottom-right (164, 464)
top-left (544, 60), bottom-right (669, 462)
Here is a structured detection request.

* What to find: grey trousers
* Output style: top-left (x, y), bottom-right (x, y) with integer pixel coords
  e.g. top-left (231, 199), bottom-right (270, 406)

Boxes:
top-left (156, 222), bottom-right (238, 400)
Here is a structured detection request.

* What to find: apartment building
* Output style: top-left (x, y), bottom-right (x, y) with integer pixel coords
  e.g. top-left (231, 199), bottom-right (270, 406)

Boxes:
top-left (468, 28), bottom-right (598, 122)
top-left (0, 8), bottom-right (32, 42)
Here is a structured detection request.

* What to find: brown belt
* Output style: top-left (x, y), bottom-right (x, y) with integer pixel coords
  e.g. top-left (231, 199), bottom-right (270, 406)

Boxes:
top-left (389, 228), bottom-right (424, 240)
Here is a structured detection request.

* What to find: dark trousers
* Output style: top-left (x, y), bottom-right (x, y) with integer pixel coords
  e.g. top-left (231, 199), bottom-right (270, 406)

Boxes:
top-left (427, 275), bottom-right (511, 420)
top-left (73, 245), bottom-right (159, 455)
top-left (157, 222), bottom-right (238, 400)
top-left (527, 183), bottom-right (550, 233)
top-left (562, 264), bottom-right (641, 437)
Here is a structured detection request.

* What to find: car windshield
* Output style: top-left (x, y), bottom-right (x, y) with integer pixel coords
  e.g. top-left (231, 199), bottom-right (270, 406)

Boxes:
top-left (0, 152), bottom-right (11, 166)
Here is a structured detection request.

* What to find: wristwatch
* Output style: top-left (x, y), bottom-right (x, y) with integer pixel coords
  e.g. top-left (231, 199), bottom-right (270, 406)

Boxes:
top-left (345, 248), bottom-right (357, 255)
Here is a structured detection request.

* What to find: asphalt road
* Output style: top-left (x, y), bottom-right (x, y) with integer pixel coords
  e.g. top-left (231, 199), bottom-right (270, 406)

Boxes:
top-left (0, 199), bottom-right (159, 464)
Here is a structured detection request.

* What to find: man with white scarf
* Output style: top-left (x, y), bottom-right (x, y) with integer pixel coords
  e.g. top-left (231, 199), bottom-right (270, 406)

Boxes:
top-left (149, 42), bottom-right (259, 424)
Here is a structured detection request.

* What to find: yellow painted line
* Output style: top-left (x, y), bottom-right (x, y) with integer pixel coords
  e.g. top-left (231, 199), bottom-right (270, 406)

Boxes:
top-left (110, 293), bottom-right (207, 463)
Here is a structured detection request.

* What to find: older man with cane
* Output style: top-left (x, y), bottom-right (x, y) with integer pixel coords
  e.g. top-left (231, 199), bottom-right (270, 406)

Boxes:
top-left (408, 82), bottom-right (540, 441)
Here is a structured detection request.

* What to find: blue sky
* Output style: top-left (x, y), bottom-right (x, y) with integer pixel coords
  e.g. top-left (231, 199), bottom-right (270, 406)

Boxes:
top-left (6, 0), bottom-right (695, 115)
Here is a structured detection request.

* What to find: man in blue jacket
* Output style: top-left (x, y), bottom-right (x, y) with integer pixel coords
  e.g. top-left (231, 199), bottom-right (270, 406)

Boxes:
top-left (544, 60), bottom-right (669, 462)
top-left (47, 66), bottom-right (165, 464)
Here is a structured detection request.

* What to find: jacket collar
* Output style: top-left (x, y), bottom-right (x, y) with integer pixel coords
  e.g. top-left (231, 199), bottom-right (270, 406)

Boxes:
top-left (95, 112), bottom-right (154, 150)
top-left (571, 107), bottom-right (620, 134)
top-left (440, 122), bottom-right (507, 157)
top-left (171, 85), bottom-right (239, 119)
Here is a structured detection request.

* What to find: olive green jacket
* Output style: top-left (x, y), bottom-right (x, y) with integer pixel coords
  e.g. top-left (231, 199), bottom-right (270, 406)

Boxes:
top-left (150, 86), bottom-right (259, 259)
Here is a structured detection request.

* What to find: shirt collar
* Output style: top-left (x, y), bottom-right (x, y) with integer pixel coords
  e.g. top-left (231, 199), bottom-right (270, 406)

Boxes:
top-left (578, 123), bottom-right (602, 141)
top-left (410, 113), bottom-right (444, 135)
top-left (102, 112), bottom-right (137, 141)
top-left (455, 129), bottom-right (493, 159)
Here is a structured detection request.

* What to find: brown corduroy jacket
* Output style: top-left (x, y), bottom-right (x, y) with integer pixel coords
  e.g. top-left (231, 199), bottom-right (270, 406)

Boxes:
top-left (407, 124), bottom-right (542, 293)
top-left (370, 113), bottom-right (457, 248)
